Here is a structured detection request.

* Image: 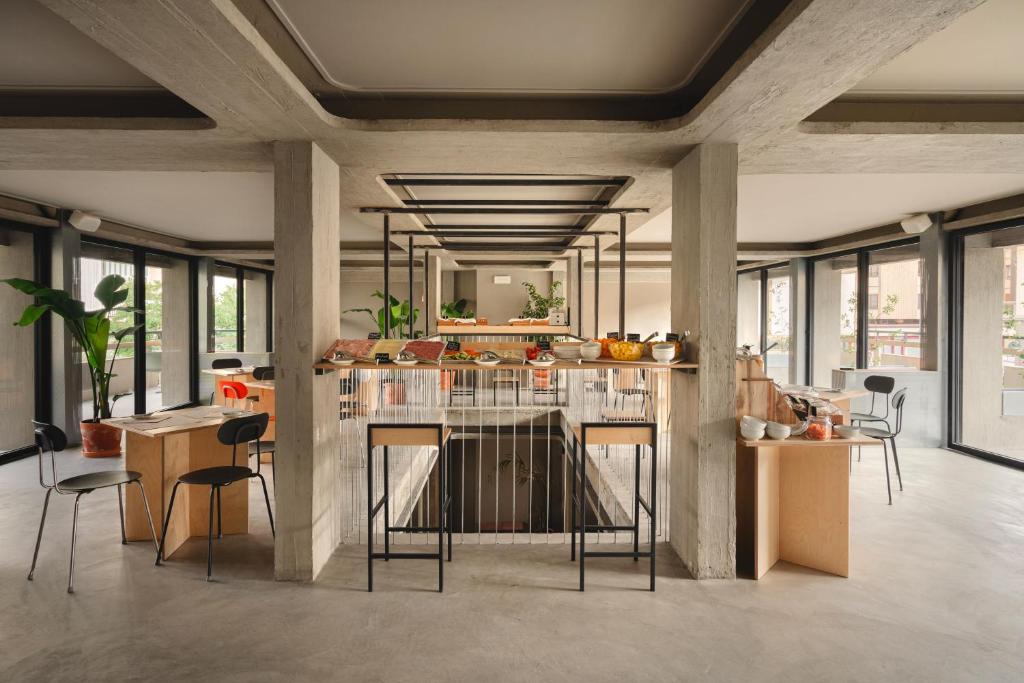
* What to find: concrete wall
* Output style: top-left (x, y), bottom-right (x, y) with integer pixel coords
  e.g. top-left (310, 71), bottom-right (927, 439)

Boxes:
top-left (0, 228), bottom-right (36, 450)
top-left (582, 268), bottom-right (676, 338)
top-left (736, 271), bottom-right (760, 350)
top-left (473, 268), bottom-right (554, 324)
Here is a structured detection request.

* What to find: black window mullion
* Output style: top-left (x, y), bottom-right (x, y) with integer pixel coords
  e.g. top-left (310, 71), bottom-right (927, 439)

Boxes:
top-left (759, 269), bottom-right (769, 354)
top-left (32, 227), bottom-right (52, 426)
top-left (133, 249), bottom-right (146, 415)
top-left (189, 257), bottom-right (200, 404)
top-left (856, 250), bottom-right (869, 368)
top-left (265, 271), bottom-right (273, 354)
top-left (236, 267), bottom-right (244, 353)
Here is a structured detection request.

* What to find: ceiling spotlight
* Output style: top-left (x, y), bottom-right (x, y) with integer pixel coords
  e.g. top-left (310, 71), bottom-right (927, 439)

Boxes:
top-left (68, 209), bottom-right (102, 232)
top-left (900, 213), bottom-right (934, 234)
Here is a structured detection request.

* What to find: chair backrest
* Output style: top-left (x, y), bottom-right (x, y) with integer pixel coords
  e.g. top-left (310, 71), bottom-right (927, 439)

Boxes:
top-left (32, 421), bottom-right (66, 490)
top-left (891, 388), bottom-right (907, 435)
top-left (217, 413), bottom-right (269, 465)
top-left (221, 380), bottom-right (248, 400)
top-left (253, 366), bottom-right (275, 380)
top-left (864, 375), bottom-right (895, 394)
top-left (211, 358), bottom-right (243, 370)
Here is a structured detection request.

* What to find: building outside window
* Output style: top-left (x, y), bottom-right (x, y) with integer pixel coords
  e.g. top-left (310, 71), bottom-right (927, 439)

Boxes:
top-left (866, 242), bottom-right (923, 369)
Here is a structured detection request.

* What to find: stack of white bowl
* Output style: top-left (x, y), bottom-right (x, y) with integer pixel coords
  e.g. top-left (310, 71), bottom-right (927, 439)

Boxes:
top-left (765, 421), bottom-right (792, 440)
top-left (739, 416), bottom-right (766, 440)
top-left (580, 341), bottom-right (602, 360)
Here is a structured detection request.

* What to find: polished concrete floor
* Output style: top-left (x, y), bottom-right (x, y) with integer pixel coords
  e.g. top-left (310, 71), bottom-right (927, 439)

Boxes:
top-left (1, 445), bottom-right (1022, 681)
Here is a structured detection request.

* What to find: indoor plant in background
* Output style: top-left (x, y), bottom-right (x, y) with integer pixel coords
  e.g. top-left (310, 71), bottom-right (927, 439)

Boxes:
top-left (440, 298), bottom-right (474, 320)
top-left (4, 274), bottom-right (141, 457)
top-left (344, 290), bottom-right (420, 339)
top-left (520, 281), bottom-right (565, 319)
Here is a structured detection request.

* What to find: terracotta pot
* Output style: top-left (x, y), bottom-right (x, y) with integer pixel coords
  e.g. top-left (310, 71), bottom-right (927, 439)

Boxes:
top-left (80, 420), bottom-right (122, 458)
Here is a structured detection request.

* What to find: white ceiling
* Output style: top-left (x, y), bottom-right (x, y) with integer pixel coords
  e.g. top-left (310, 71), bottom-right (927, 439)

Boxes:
top-left (0, 169), bottom-right (386, 243)
top-left (0, 0), bottom-right (155, 89)
top-left (847, 0), bottom-right (1024, 98)
top-left (630, 173), bottom-right (1024, 243)
top-left (267, 0), bottom-right (751, 95)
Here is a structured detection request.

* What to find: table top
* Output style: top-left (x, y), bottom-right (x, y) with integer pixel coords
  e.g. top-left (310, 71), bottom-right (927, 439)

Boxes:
top-left (201, 367), bottom-right (255, 377)
top-left (102, 405), bottom-right (255, 438)
top-left (739, 435), bottom-right (877, 448)
top-left (242, 379), bottom-right (275, 390)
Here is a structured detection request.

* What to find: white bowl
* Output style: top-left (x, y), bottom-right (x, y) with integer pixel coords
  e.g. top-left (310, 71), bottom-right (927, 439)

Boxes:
top-left (528, 359), bottom-right (556, 367)
top-left (580, 342), bottom-right (602, 361)
top-left (740, 424), bottom-right (766, 441)
top-left (553, 345), bottom-right (580, 360)
top-left (765, 422), bottom-right (791, 440)
top-left (834, 425), bottom-right (861, 439)
top-left (740, 415), bottom-right (767, 429)
top-left (651, 344), bottom-right (676, 363)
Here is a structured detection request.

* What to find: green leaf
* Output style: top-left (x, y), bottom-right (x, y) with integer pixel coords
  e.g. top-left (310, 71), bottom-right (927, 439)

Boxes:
top-left (3, 278), bottom-right (47, 296)
top-left (14, 304), bottom-right (49, 327)
top-left (93, 274), bottom-right (127, 310)
top-left (113, 323), bottom-right (142, 341)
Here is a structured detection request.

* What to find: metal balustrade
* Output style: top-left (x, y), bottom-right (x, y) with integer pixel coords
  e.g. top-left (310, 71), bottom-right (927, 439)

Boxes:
top-left (338, 366), bottom-right (672, 548)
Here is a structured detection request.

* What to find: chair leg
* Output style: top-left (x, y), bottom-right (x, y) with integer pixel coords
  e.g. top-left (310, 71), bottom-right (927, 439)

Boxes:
top-left (117, 483), bottom-right (127, 544)
top-left (633, 445), bottom-right (640, 562)
top-left (579, 433), bottom-right (587, 592)
top-left (216, 486), bottom-right (223, 539)
top-left (570, 437), bottom-right (577, 562)
top-left (367, 441), bottom-right (374, 592)
top-left (890, 438), bottom-right (903, 491)
top-left (256, 473), bottom-right (275, 537)
top-left (134, 480), bottom-right (160, 552)
top-left (27, 488), bottom-right (53, 581)
top-left (67, 493), bottom-right (84, 594)
top-left (156, 481), bottom-right (181, 565)
top-left (206, 486), bottom-right (216, 581)
top-left (650, 440), bottom-right (657, 593)
top-left (446, 441), bottom-right (453, 562)
top-left (383, 446), bottom-right (390, 561)
top-left (438, 438), bottom-right (444, 593)
top-left (882, 440), bottom-right (892, 506)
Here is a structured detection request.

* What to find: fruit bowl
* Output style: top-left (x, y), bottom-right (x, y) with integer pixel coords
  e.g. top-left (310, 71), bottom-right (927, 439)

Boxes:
top-left (609, 341), bottom-right (644, 361)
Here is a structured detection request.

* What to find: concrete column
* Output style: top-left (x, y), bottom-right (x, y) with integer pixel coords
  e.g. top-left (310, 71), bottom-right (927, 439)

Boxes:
top-left (51, 216), bottom-right (82, 441)
top-left (811, 260), bottom-right (843, 385)
top-left (920, 223), bottom-right (947, 373)
top-left (788, 258), bottom-right (808, 384)
top-left (273, 141), bottom-right (342, 581)
top-left (160, 258), bottom-right (190, 405)
top-left (243, 272), bottom-right (268, 353)
top-left (669, 144), bottom-right (738, 579)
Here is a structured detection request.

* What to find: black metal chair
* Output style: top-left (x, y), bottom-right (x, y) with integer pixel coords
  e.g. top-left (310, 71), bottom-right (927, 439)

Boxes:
top-left (569, 421), bottom-right (658, 592)
top-left (850, 375), bottom-right (895, 462)
top-left (209, 358), bottom-right (244, 404)
top-left (246, 366), bottom-right (275, 469)
top-left (861, 388), bottom-right (907, 505)
top-left (366, 423), bottom-right (452, 592)
top-left (27, 421), bottom-right (158, 593)
top-left (155, 413), bottom-right (275, 581)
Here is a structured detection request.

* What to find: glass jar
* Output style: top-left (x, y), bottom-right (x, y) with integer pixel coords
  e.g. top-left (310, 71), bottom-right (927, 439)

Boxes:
top-left (804, 415), bottom-right (833, 441)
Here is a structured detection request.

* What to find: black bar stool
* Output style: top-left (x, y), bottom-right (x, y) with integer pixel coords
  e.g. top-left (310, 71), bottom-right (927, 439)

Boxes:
top-left (569, 420), bottom-right (658, 592)
top-left (367, 423), bottom-right (452, 592)
top-left (247, 366), bottom-right (276, 477)
top-left (27, 421), bottom-right (159, 593)
top-left (155, 413), bottom-right (275, 581)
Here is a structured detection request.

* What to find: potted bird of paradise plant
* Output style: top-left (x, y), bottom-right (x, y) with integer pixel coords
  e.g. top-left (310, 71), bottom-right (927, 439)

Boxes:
top-left (4, 274), bottom-right (142, 457)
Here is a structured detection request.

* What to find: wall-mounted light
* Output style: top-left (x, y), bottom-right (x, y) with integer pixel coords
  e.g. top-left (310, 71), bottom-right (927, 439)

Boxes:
top-left (68, 209), bottom-right (102, 232)
top-left (493, 275), bottom-right (511, 285)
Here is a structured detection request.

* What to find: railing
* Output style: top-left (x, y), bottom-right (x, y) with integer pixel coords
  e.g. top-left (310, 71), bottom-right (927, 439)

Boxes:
top-left (338, 365), bottom-right (672, 548)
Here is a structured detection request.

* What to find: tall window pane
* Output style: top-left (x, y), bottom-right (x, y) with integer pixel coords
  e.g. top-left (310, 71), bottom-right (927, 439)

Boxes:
top-left (765, 267), bottom-right (791, 383)
top-left (212, 267), bottom-right (238, 352)
top-left (145, 254), bottom-right (190, 411)
top-left (736, 270), bottom-right (761, 351)
top-left (867, 243), bottom-right (922, 369)
top-left (244, 270), bottom-right (269, 353)
top-left (812, 254), bottom-right (858, 384)
top-left (0, 228), bottom-right (36, 451)
top-left (959, 227), bottom-right (1024, 462)
top-left (80, 242), bottom-right (135, 419)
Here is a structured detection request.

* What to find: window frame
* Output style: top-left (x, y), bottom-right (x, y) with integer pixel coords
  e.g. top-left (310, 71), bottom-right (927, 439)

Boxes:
top-left (209, 261), bottom-right (274, 355)
top-left (805, 237), bottom-right (921, 385)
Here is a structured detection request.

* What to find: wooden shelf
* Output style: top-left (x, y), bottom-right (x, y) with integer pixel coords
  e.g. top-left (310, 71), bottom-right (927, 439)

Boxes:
top-left (314, 359), bottom-right (698, 373)
top-left (739, 435), bottom-right (878, 448)
top-left (435, 325), bottom-right (572, 335)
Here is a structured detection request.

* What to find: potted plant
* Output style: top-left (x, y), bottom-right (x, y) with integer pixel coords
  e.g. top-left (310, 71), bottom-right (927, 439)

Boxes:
top-left (4, 274), bottom-right (141, 457)
top-left (440, 298), bottom-right (474, 320)
top-left (520, 281), bottom-right (565, 319)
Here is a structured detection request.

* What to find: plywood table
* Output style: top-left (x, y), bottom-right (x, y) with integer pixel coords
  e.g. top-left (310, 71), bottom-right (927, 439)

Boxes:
top-left (241, 378), bottom-right (276, 441)
top-left (103, 406), bottom-right (253, 559)
top-left (201, 367), bottom-right (255, 406)
top-left (736, 435), bottom-right (876, 579)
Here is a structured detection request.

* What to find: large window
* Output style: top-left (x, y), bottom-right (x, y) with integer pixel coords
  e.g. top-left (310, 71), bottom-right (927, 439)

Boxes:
top-left (867, 243), bottom-right (923, 369)
top-left (811, 254), bottom-right (858, 384)
top-left (952, 224), bottom-right (1024, 467)
top-left (736, 270), bottom-right (762, 351)
top-left (764, 267), bottom-right (791, 383)
top-left (80, 242), bottom-right (136, 419)
top-left (0, 226), bottom-right (38, 453)
top-left (207, 263), bottom-right (272, 355)
top-left (212, 266), bottom-right (239, 352)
